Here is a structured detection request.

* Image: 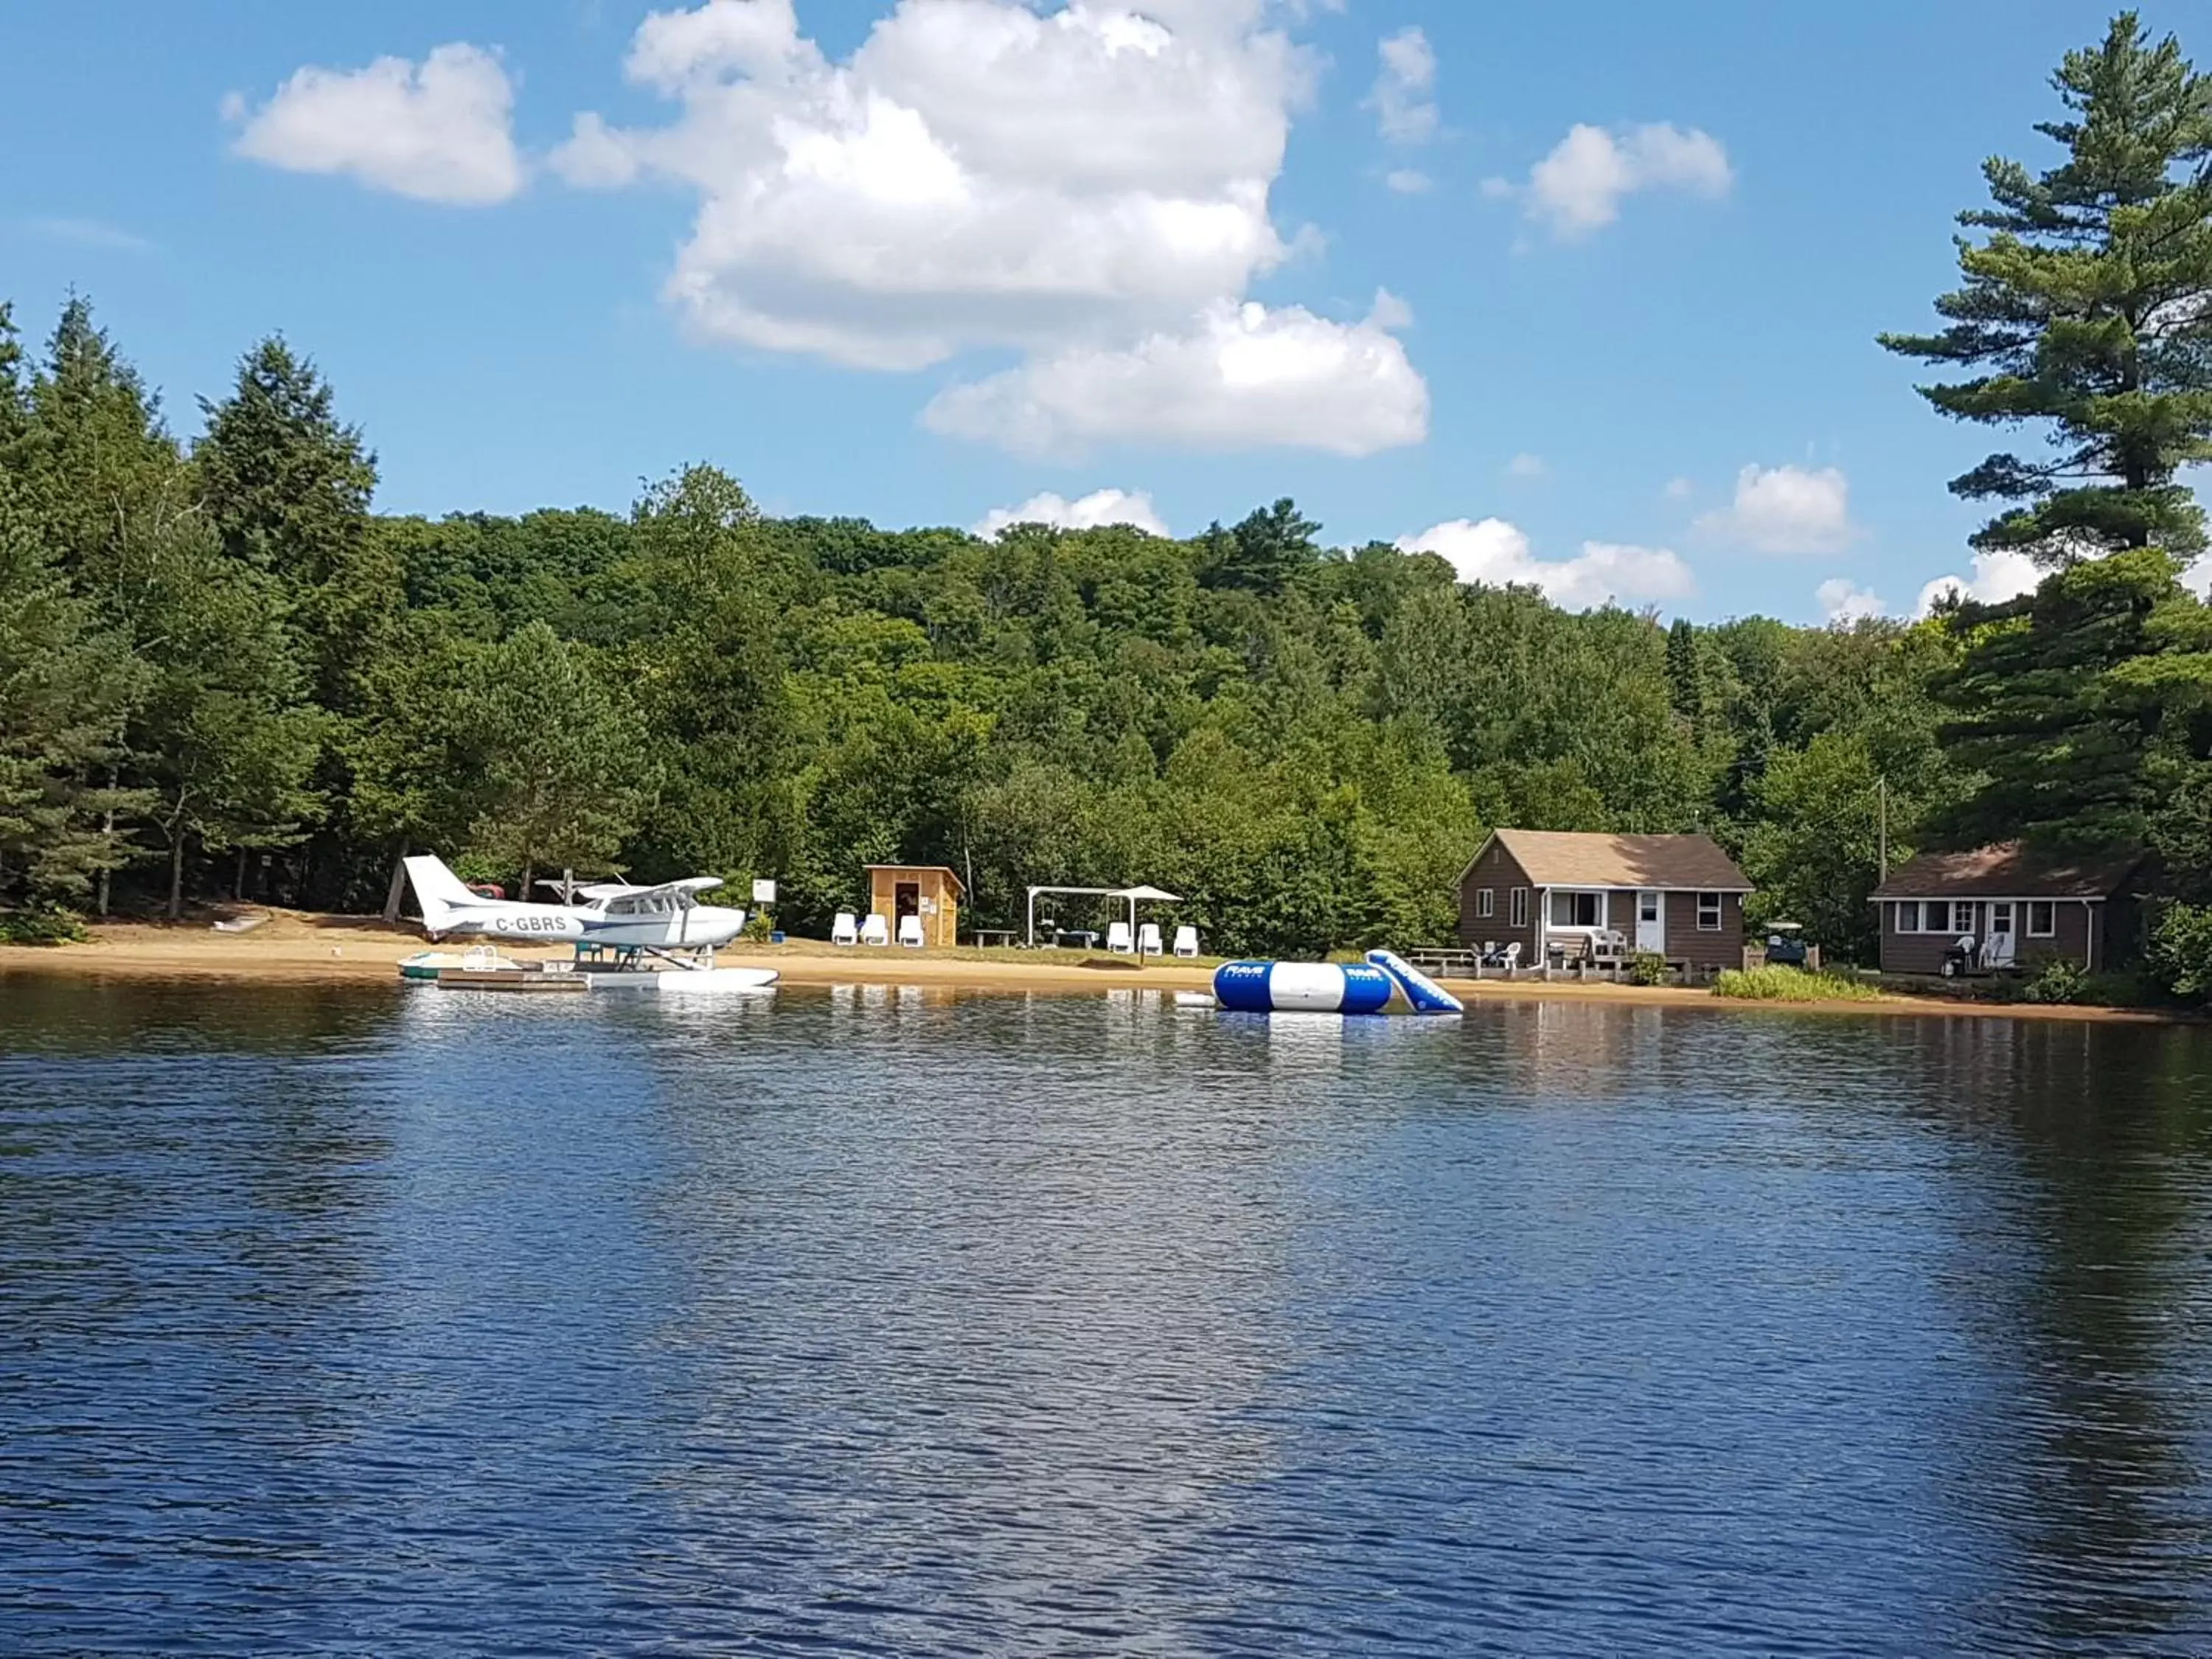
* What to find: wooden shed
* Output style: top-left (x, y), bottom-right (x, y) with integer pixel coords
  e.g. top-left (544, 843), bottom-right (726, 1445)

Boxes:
top-left (865, 864), bottom-right (964, 950)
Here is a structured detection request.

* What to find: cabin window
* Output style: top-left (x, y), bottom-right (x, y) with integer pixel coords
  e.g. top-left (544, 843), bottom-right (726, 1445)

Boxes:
top-left (1509, 887), bottom-right (1528, 927)
top-left (2028, 901), bottom-right (2057, 937)
top-left (1476, 888), bottom-right (1495, 919)
top-left (1891, 901), bottom-right (1917, 933)
top-left (1697, 892), bottom-right (1723, 931)
top-left (1550, 891), bottom-right (1600, 928)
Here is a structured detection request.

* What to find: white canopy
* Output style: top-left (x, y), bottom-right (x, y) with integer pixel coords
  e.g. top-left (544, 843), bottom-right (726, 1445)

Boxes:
top-left (1026, 883), bottom-right (1181, 950)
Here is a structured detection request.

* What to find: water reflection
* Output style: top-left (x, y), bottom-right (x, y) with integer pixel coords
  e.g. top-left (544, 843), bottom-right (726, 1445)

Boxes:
top-left (0, 983), bottom-right (2207, 1655)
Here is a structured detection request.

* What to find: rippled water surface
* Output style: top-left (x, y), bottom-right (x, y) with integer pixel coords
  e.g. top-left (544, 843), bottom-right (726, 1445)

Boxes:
top-left (4, 978), bottom-right (2211, 1655)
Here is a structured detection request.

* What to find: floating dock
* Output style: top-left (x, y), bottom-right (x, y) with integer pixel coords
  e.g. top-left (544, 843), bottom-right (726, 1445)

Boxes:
top-left (434, 967), bottom-right (588, 993)
top-left (425, 964), bottom-right (778, 995)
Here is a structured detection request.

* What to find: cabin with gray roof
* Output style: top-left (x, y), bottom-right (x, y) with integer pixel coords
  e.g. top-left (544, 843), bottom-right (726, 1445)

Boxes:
top-left (1868, 844), bottom-right (2143, 975)
top-left (1456, 830), bottom-right (1753, 973)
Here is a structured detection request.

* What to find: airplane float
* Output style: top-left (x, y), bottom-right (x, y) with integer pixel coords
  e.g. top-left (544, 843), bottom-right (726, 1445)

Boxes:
top-left (403, 854), bottom-right (750, 967)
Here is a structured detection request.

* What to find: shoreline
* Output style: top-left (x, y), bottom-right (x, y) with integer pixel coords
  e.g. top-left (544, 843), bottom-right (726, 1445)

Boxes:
top-left (0, 911), bottom-right (2181, 1023)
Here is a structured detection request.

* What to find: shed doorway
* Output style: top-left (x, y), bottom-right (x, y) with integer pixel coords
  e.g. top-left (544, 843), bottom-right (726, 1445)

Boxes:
top-left (1635, 890), bottom-right (1664, 954)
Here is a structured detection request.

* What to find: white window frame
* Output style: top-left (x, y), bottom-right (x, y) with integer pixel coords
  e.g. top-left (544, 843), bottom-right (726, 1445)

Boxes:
top-left (2027, 901), bottom-right (2056, 938)
top-left (1550, 889), bottom-right (1601, 928)
top-left (1477, 887), bottom-right (1495, 919)
top-left (1892, 901), bottom-right (1918, 933)
top-left (1696, 892), bottom-right (1723, 932)
top-left (1509, 887), bottom-right (1528, 928)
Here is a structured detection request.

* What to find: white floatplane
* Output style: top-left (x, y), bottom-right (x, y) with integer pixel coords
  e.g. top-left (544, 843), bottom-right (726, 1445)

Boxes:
top-left (403, 855), bottom-right (751, 969)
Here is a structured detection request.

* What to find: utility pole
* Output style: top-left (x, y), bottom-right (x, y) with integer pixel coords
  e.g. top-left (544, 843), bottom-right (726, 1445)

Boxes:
top-left (1877, 776), bottom-right (1889, 881)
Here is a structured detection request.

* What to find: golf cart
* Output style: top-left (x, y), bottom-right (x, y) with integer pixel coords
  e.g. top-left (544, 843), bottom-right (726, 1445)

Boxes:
top-left (1764, 921), bottom-right (1809, 967)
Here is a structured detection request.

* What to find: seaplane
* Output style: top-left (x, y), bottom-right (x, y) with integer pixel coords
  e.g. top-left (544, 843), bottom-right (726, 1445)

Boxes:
top-left (403, 855), bottom-right (766, 984)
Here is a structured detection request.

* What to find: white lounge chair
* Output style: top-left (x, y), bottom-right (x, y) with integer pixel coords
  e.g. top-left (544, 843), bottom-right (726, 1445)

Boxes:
top-left (830, 911), bottom-right (858, 946)
top-left (897, 914), bottom-right (925, 948)
top-left (1138, 922), bottom-right (1162, 956)
top-left (1172, 924), bottom-right (1199, 959)
top-left (860, 912), bottom-right (890, 947)
top-left (1106, 919), bottom-right (1133, 954)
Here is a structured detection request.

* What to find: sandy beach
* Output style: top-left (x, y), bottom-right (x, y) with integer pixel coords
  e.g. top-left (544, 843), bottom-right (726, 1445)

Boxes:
top-left (0, 908), bottom-right (2178, 1021)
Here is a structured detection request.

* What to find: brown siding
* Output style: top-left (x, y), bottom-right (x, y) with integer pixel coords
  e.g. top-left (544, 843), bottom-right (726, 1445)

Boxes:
top-left (1877, 898), bottom-right (2099, 975)
top-left (1458, 840), bottom-right (1540, 961)
top-left (1663, 889), bottom-right (1745, 972)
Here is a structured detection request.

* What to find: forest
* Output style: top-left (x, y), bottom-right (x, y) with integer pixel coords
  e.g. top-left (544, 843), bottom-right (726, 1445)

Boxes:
top-left (1, 14), bottom-right (2209, 992)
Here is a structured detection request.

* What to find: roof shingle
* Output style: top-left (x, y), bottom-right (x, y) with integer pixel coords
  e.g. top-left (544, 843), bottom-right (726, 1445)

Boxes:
top-left (1481, 830), bottom-right (1752, 891)
top-left (1868, 843), bottom-right (2141, 901)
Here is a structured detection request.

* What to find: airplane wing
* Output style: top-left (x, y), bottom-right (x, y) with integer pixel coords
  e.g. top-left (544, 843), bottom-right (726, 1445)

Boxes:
top-left (590, 876), bottom-right (726, 905)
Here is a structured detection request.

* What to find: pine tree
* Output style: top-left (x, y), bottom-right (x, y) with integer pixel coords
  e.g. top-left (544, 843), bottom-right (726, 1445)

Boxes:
top-left (0, 474), bottom-right (147, 906)
top-left (128, 513), bottom-right (327, 916)
top-left (1665, 616), bottom-right (1704, 729)
top-left (1930, 546), bottom-right (2200, 850)
top-left (193, 336), bottom-right (386, 703)
top-left (24, 296), bottom-right (184, 580)
top-left (1880, 13), bottom-right (2212, 566)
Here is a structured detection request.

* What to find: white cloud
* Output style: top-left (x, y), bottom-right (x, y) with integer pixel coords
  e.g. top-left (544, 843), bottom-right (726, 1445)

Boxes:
top-left (554, 0), bottom-right (1318, 371)
top-left (1916, 549), bottom-right (2041, 616)
top-left (973, 487), bottom-right (1168, 538)
top-left (24, 218), bottom-right (154, 254)
top-left (1369, 26), bottom-right (1437, 146)
top-left (1697, 462), bottom-right (1855, 554)
top-left (922, 293), bottom-right (1427, 458)
top-left (1506, 451), bottom-right (1546, 479)
top-left (1397, 518), bottom-right (1694, 612)
top-left (1385, 168), bottom-right (1433, 195)
top-left (1663, 475), bottom-right (1694, 500)
top-left (1492, 121), bottom-right (1731, 238)
top-left (1816, 577), bottom-right (1885, 623)
top-left (229, 43), bottom-right (524, 206)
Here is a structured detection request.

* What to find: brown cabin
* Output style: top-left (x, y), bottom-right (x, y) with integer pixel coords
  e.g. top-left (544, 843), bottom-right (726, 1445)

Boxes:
top-left (1868, 844), bottom-right (2142, 975)
top-left (1457, 830), bottom-right (1753, 972)
top-left (865, 863), bottom-right (963, 950)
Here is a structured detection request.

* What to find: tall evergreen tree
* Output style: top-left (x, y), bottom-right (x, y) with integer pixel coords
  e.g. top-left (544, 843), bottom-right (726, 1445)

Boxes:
top-left (1880, 13), bottom-right (2212, 566)
top-left (193, 337), bottom-right (387, 702)
top-left (128, 513), bottom-right (327, 916)
top-left (1665, 616), bottom-right (1704, 730)
top-left (24, 297), bottom-right (184, 580)
top-left (0, 474), bottom-right (145, 906)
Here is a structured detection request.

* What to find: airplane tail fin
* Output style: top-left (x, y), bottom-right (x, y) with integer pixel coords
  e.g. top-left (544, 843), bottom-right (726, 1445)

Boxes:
top-left (403, 855), bottom-right (481, 934)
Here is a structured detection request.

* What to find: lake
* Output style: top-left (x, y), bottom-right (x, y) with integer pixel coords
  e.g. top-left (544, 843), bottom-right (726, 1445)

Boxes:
top-left (2, 978), bottom-right (2210, 1655)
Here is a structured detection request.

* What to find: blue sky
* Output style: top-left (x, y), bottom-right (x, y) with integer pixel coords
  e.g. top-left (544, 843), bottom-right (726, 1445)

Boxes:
top-left (0, 0), bottom-right (2166, 622)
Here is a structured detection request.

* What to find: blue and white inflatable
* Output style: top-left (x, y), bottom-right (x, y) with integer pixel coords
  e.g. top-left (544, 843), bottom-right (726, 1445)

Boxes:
top-left (1213, 953), bottom-right (1464, 1016)
top-left (1214, 959), bottom-right (1397, 1015)
top-left (1366, 948), bottom-right (1465, 1015)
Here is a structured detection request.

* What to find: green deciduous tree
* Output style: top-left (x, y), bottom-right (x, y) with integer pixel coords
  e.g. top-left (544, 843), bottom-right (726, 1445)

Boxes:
top-left (453, 623), bottom-right (651, 894)
top-left (1880, 13), bottom-right (2212, 567)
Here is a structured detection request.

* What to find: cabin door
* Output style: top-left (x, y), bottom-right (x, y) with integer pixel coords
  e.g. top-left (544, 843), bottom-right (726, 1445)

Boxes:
top-left (1635, 890), bottom-right (1664, 954)
top-left (894, 882), bottom-right (920, 922)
